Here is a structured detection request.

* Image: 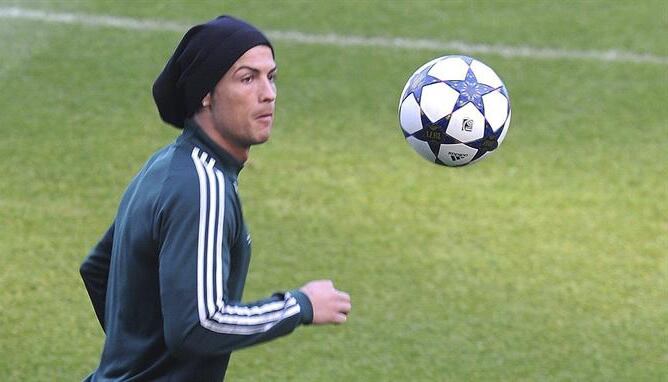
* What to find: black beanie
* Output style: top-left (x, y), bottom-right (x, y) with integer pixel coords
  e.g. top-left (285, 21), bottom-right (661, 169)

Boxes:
top-left (152, 15), bottom-right (273, 129)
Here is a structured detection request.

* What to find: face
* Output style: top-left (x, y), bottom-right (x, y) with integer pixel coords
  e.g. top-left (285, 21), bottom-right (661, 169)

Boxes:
top-left (206, 45), bottom-right (277, 154)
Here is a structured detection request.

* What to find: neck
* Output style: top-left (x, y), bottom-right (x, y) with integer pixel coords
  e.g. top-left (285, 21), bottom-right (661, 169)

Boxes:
top-left (193, 113), bottom-right (249, 163)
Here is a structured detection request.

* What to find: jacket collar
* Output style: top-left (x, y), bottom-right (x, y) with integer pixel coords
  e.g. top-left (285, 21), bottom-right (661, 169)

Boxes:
top-left (181, 118), bottom-right (244, 176)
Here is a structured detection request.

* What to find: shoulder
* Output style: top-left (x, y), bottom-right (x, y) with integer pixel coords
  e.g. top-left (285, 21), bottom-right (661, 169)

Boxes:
top-left (159, 144), bottom-right (237, 210)
top-left (155, 145), bottom-right (240, 240)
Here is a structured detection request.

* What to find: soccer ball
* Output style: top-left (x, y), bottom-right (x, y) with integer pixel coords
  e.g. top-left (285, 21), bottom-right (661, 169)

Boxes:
top-left (398, 55), bottom-right (511, 166)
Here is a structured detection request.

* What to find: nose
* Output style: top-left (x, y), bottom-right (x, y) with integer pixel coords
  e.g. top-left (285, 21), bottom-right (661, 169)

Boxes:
top-left (259, 77), bottom-right (276, 103)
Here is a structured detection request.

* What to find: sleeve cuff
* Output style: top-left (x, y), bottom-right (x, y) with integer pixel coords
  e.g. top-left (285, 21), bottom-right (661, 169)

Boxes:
top-left (289, 290), bottom-right (313, 325)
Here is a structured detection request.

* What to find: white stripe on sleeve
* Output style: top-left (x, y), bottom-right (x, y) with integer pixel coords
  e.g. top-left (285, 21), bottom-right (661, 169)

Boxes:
top-left (191, 148), bottom-right (208, 325)
top-left (204, 156), bottom-right (217, 317)
top-left (215, 169), bottom-right (225, 311)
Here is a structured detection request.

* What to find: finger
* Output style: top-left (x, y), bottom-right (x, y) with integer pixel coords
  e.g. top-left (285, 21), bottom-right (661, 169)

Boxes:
top-left (338, 302), bottom-right (352, 314)
top-left (333, 313), bottom-right (347, 324)
top-left (336, 291), bottom-right (351, 302)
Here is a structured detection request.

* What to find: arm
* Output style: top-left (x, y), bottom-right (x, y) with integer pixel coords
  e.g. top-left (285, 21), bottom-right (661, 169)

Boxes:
top-left (156, 158), bottom-right (313, 358)
top-left (80, 222), bottom-right (114, 331)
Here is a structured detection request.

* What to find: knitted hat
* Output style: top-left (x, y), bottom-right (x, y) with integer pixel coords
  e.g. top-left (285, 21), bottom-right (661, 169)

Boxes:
top-left (152, 15), bottom-right (273, 129)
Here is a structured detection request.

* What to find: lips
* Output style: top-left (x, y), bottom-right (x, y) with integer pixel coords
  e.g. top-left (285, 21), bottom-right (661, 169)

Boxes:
top-left (256, 112), bottom-right (273, 120)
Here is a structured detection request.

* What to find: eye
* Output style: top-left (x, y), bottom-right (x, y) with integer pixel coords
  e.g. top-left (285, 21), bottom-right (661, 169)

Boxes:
top-left (269, 72), bottom-right (277, 82)
top-left (241, 75), bottom-right (253, 84)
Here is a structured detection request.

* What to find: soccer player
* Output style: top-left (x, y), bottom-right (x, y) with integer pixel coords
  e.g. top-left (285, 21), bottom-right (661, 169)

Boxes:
top-left (80, 15), bottom-right (351, 381)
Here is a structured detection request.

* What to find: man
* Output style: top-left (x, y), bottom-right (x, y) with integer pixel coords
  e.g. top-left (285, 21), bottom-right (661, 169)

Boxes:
top-left (80, 15), bottom-right (351, 381)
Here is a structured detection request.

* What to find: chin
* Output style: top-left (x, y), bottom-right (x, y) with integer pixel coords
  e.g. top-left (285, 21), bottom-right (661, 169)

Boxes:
top-left (255, 125), bottom-right (272, 143)
top-left (249, 132), bottom-right (271, 146)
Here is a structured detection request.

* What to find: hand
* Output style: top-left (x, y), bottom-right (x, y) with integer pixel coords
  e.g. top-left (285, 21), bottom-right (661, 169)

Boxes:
top-left (300, 280), bottom-right (351, 325)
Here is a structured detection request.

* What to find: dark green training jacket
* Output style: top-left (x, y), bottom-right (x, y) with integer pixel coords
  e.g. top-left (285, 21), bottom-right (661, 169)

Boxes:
top-left (80, 119), bottom-right (313, 381)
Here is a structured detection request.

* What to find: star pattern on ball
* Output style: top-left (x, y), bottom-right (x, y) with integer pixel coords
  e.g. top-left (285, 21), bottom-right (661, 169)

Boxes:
top-left (445, 68), bottom-right (495, 115)
top-left (403, 64), bottom-right (439, 103)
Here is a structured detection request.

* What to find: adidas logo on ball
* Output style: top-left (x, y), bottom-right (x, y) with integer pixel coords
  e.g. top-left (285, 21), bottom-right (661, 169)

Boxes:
top-left (448, 152), bottom-right (469, 161)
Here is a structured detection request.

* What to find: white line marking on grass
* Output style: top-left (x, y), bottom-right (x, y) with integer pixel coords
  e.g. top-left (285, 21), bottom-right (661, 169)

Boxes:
top-left (0, 7), bottom-right (185, 32)
top-left (267, 30), bottom-right (668, 65)
top-left (1, 7), bottom-right (666, 65)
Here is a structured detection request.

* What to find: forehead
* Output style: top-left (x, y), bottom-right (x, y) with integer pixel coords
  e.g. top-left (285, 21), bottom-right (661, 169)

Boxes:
top-left (230, 45), bottom-right (276, 71)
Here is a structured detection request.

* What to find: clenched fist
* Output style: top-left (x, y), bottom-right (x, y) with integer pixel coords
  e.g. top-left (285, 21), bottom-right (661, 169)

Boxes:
top-left (300, 280), bottom-right (351, 325)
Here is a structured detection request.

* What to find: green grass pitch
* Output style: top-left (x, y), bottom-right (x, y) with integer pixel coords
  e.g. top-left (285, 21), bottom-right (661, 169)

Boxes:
top-left (0, 1), bottom-right (666, 380)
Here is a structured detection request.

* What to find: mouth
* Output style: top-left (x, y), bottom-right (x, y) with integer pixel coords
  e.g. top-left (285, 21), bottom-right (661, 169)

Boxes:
top-left (256, 112), bottom-right (273, 121)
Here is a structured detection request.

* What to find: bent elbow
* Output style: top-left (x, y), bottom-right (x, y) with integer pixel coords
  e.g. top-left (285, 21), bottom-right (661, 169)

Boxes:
top-left (164, 323), bottom-right (208, 359)
top-left (163, 325), bottom-right (193, 359)
top-left (79, 259), bottom-right (92, 280)
top-left (165, 323), bottom-right (236, 359)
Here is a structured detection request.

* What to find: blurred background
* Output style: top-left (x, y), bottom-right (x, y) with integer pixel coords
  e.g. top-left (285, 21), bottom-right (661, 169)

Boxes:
top-left (0, 1), bottom-right (666, 380)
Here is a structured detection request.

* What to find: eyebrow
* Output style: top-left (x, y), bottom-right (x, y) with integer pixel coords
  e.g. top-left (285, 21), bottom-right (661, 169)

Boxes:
top-left (234, 65), bottom-right (277, 75)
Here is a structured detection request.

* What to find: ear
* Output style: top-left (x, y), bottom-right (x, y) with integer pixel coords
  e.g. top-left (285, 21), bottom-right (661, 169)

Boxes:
top-left (201, 92), bottom-right (212, 108)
